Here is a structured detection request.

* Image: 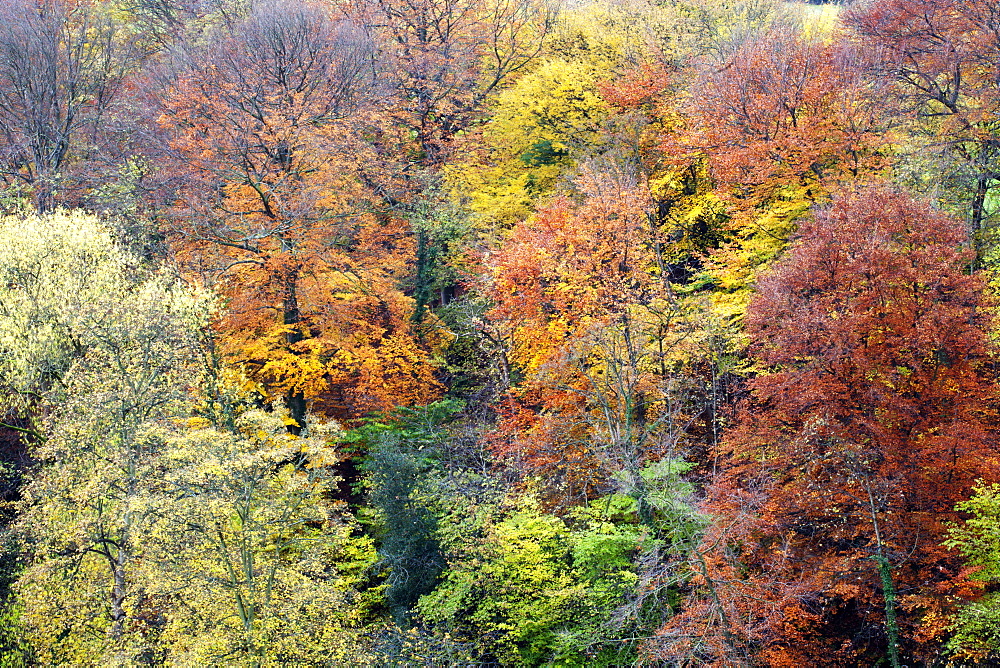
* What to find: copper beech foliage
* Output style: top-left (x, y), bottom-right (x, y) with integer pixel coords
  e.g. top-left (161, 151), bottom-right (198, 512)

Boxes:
top-left (151, 0), bottom-right (442, 423)
top-left (654, 189), bottom-right (1000, 665)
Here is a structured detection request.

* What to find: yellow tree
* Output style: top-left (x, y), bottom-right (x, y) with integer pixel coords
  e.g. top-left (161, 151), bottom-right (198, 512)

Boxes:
top-left (1, 211), bottom-right (207, 662)
top-left (143, 411), bottom-right (377, 666)
top-left (448, 57), bottom-right (609, 230)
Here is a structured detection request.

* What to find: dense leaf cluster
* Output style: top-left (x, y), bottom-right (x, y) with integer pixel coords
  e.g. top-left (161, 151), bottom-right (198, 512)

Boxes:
top-left (2, 1), bottom-right (1000, 666)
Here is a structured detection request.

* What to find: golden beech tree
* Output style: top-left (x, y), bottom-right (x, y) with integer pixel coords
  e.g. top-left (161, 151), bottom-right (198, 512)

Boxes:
top-left (150, 0), bottom-right (442, 423)
top-left (654, 189), bottom-right (1000, 666)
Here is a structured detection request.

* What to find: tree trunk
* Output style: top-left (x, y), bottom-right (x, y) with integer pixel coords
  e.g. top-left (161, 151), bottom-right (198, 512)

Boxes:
top-left (108, 546), bottom-right (128, 639)
top-left (283, 274), bottom-right (306, 434)
top-left (971, 172), bottom-right (989, 265)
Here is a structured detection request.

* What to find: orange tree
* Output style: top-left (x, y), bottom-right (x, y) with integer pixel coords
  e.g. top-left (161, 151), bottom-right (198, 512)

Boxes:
top-left (654, 189), bottom-right (1000, 666)
top-left (149, 0), bottom-right (441, 424)
top-left (664, 25), bottom-right (895, 320)
top-left (485, 166), bottom-right (704, 510)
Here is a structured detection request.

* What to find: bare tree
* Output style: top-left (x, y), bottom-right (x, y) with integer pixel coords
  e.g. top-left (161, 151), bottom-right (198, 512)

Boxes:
top-left (355, 0), bottom-right (557, 166)
top-left (0, 0), bottom-right (141, 211)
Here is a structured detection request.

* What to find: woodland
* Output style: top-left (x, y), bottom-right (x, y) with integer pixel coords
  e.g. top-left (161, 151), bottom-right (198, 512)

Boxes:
top-left (0, 0), bottom-right (999, 665)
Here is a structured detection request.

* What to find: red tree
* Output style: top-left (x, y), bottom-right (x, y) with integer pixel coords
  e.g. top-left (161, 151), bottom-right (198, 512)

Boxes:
top-left (656, 189), bottom-right (1000, 665)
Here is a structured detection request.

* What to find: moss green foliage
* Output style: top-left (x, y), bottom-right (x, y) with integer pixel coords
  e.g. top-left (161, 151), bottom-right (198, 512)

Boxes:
top-left (945, 483), bottom-right (1000, 661)
top-left (351, 401), bottom-right (464, 623)
top-left (413, 456), bottom-right (705, 666)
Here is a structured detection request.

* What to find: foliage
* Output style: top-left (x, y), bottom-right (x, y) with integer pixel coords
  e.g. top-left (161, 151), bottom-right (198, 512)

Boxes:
top-left (6, 3), bottom-right (1000, 665)
top-left (674, 26), bottom-right (893, 322)
top-left (351, 400), bottom-right (464, 623)
top-left (944, 483), bottom-right (1000, 661)
top-left (417, 480), bottom-right (625, 666)
top-left (447, 55), bottom-right (610, 230)
top-left (0, 211), bottom-right (153, 429)
top-left (144, 410), bottom-right (376, 666)
top-left (417, 458), bottom-right (706, 666)
top-left (664, 189), bottom-right (1000, 665)
top-left (847, 0), bottom-right (1000, 259)
top-left (6, 212), bottom-right (207, 663)
top-left (485, 166), bottom-right (711, 507)
top-left (149, 0), bottom-right (443, 422)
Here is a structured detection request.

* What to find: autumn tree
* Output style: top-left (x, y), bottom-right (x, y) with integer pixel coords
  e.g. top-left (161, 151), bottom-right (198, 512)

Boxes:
top-left (0, 211), bottom-right (207, 662)
top-left (0, 0), bottom-right (142, 212)
top-left (448, 56), bottom-right (610, 230)
top-left (1, 211), bottom-right (378, 664)
top-left (149, 0), bottom-right (442, 424)
top-left (670, 22), bottom-right (894, 320)
top-left (485, 166), bottom-right (706, 508)
top-left (447, 0), bottom-right (685, 232)
top-left (847, 0), bottom-right (1000, 259)
top-left (354, 0), bottom-right (555, 167)
top-left (142, 411), bottom-right (377, 665)
top-left (660, 189), bottom-right (1000, 665)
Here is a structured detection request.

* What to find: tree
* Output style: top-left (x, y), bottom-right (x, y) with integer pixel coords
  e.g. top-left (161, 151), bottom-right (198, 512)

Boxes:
top-left (143, 410), bottom-right (377, 666)
top-left (667, 23), bottom-right (893, 320)
top-left (1, 211), bottom-right (208, 663)
top-left (943, 482), bottom-right (1000, 662)
top-left (149, 0), bottom-right (442, 424)
top-left (416, 479), bottom-right (627, 665)
top-left (0, 211), bottom-right (140, 436)
top-left (485, 166), bottom-right (707, 508)
top-left (2, 211), bottom-right (378, 665)
top-left (448, 56), bottom-right (609, 230)
top-left (0, 0), bottom-right (141, 211)
top-left (847, 0), bottom-right (1000, 260)
top-left (351, 400), bottom-right (464, 624)
top-left (666, 189), bottom-right (1000, 665)
top-left (354, 0), bottom-right (555, 167)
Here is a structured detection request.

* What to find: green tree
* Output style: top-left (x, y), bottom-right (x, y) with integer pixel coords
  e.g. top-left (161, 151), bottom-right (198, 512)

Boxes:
top-left (352, 401), bottom-right (464, 625)
top-left (944, 482), bottom-right (1000, 662)
top-left (416, 467), bottom-right (704, 666)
